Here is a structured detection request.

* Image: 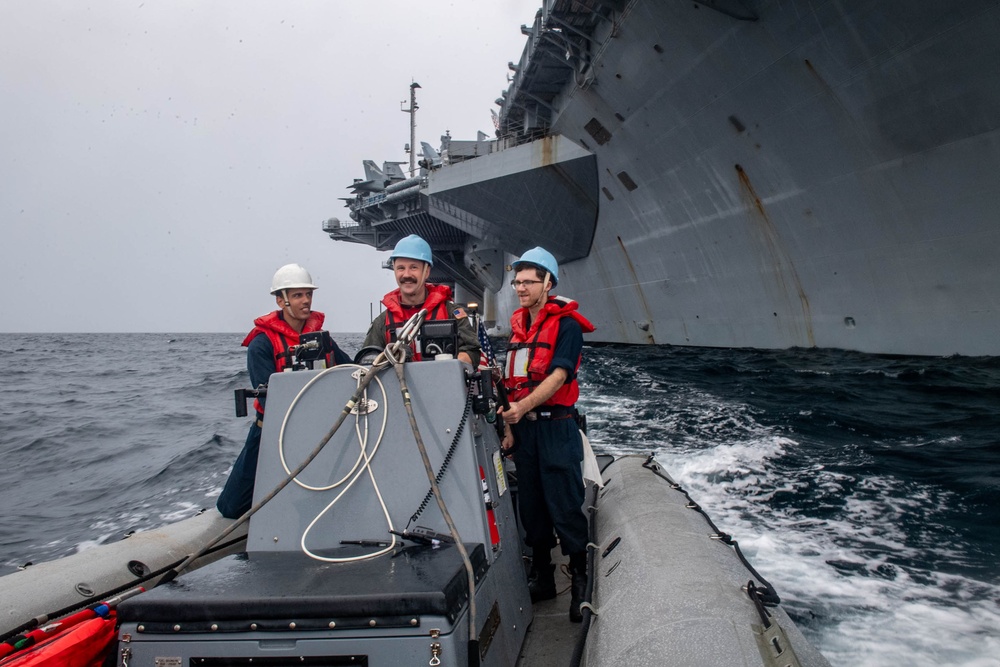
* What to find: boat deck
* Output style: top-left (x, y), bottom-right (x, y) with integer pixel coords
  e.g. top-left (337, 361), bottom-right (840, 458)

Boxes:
top-left (515, 551), bottom-right (582, 666)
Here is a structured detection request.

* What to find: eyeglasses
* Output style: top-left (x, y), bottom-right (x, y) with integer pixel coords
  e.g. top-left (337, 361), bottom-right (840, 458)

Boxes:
top-left (510, 279), bottom-right (543, 289)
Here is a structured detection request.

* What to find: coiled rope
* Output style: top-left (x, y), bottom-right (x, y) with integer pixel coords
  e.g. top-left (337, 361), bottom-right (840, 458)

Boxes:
top-left (159, 311), bottom-right (426, 584)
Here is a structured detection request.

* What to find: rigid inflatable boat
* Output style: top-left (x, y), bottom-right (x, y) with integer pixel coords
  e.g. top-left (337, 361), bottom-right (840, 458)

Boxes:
top-left (0, 328), bottom-right (828, 666)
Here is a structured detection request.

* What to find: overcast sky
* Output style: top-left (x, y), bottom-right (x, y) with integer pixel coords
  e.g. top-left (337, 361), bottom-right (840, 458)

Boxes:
top-left (0, 1), bottom-right (540, 333)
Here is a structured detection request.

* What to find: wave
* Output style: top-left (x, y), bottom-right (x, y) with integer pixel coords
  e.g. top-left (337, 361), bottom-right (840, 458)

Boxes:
top-left (654, 439), bottom-right (1000, 667)
top-left (1, 334), bottom-right (997, 665)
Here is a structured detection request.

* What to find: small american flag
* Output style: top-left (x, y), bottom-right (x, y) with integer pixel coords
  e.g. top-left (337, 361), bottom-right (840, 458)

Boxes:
top-left (477, 320), bottom-right (497, 368)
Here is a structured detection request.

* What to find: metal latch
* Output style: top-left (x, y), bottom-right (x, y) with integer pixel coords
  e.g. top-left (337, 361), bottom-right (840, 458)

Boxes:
top-left (429, 628), bottom-right (442, 666)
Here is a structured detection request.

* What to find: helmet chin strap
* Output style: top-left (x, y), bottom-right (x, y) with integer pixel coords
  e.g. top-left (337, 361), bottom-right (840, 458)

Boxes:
top-left (531, 271), bottom-right (551, 310)
top-left (282, 289), bottom-right (291, 308)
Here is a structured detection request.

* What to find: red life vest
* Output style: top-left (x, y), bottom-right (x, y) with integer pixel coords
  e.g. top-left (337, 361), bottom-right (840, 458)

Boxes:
top-left (242, 310), bottom-right (328, 414)
top-left (382, 284), bottom-right (453, 361)
top-left (0, 610), bottom-right (117, 667)
top-left (505, 296), bottom-right (595, 406)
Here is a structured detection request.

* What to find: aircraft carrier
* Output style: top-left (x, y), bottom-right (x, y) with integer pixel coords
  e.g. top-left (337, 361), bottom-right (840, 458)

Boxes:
top-left (325, 0), bottom-right (1000, 357)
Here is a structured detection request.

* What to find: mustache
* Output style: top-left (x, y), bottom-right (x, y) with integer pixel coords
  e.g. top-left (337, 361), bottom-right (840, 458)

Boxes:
top-left (400, 278), bottom-right (419, 284)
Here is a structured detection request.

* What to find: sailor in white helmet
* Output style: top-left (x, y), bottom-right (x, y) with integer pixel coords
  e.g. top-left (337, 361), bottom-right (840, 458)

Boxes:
top-left (216, 264), bottom-right (351, 518)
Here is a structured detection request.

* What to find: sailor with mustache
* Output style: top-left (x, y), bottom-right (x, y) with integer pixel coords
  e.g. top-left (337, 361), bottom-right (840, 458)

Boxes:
top-left (361, 234), bottom-right (481, 366)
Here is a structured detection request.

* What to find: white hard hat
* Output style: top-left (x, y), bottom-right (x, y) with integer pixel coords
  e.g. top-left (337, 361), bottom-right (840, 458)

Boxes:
top-left (270, 263), bottom-right (317, 294)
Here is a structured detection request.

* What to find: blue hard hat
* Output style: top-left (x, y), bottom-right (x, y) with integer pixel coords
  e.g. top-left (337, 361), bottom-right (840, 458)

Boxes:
top-left (512, 247), bottom-right (559, 286)
top-left (389, 234), bottom-right (433, 267)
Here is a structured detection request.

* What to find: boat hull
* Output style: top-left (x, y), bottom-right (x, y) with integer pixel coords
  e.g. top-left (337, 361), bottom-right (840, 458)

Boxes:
top-left (542, 0), bottom-right (1000, 356)
top-left (583, 455), bottom-right (829, 666)
top-left (0, 511), bottom-right (246, 638)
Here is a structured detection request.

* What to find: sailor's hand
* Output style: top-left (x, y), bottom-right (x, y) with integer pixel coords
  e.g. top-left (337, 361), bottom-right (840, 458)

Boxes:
top-left (501, 429), bottom-right (515, 454)
top-left (500, 400), bottom-right (527, 425)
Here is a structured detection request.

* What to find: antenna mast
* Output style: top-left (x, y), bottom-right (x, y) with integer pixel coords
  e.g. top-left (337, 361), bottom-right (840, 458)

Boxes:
top-left (401, 82), bottom-right (421, 176)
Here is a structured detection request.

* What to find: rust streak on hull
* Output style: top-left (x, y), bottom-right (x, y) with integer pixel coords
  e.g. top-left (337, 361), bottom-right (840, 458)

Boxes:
top-left (734, 164), bottom-right (815, 346)
top-left (617, 235), bottom-right (656, 344)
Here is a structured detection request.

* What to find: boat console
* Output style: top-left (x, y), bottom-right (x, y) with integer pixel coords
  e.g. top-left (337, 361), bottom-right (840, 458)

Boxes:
top-left (117, 359), bottom-right (529, 666)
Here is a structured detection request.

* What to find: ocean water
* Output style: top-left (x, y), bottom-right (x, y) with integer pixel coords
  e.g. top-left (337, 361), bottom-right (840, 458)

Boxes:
top-left (1, 333), bottom-right (998, 666)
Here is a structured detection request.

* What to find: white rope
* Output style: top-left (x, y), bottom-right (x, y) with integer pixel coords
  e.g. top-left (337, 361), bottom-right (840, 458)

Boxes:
top-left (272, 309), bottom-right (428, 564)
top-left (298, 365), bottom-right (398, 563)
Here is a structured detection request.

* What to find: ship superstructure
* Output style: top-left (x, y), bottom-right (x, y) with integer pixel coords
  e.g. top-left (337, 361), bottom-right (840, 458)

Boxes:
top-left (326, 0), bottom-right (1000, 356)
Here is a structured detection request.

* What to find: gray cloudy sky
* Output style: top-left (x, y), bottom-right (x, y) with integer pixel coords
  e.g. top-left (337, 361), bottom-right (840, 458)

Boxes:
top-left (1, 1), bottom-right (540, 333)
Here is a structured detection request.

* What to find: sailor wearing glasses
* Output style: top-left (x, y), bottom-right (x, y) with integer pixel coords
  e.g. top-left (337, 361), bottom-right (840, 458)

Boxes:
top-left (498, 247), bottom-right (595, 623)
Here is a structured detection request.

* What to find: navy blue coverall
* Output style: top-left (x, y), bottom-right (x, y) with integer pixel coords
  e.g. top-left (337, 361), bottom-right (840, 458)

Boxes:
top-left (511, 317), bottom-right (588, 556)
top-left (216, 333), bottom-right (350, 518)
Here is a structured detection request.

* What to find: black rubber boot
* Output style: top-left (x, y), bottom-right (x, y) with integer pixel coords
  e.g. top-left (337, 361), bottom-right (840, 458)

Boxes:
top-left (569, 553), bottom-right (587, 623)
top-left (528, 563), bottom-right (557, 602)
top-left (569, 571), bottom-right (587, 622)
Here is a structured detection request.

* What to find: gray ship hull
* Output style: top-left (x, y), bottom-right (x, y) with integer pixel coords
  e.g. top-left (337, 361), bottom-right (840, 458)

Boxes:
top-left (331, 0), bottom-right (1000, 357)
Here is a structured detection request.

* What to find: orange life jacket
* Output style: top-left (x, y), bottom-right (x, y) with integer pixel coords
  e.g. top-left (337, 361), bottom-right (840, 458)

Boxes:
top-left (0, 610), bottom-right (117, 667)
top-left (505, 296), bottom-right (595, 406)
top-left (382, 284), bottom-right (453, 361)
top-left (242, 310), bottom-right (328, 414)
